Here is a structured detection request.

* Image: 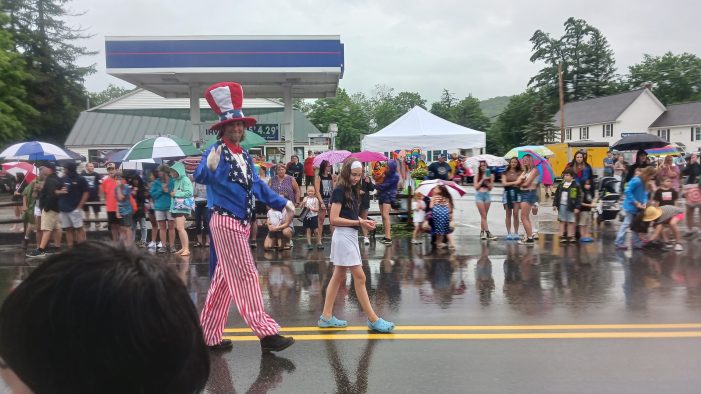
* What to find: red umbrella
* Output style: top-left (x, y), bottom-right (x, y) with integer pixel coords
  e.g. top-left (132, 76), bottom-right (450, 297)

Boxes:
top-left (349, 150), bottom-right (388, 162)
top-left (2, 162), bottom-right (38, 183)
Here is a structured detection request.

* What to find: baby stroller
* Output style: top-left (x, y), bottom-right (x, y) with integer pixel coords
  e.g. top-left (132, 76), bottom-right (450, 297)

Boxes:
top-left (596, 177), bottom-right (621, 224)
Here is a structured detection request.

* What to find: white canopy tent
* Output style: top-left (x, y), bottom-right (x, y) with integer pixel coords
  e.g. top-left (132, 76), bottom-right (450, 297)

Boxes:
top-left (361, 106), bottom-right (486, 152)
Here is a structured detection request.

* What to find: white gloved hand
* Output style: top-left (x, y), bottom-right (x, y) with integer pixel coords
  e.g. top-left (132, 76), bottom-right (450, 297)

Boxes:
top-left (285, 200), bottom-right (296, 213)
top-left (207, 146), bottom-right (222, 172)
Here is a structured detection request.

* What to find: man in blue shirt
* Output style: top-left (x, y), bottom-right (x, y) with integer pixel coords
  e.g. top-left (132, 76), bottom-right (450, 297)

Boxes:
top-left (196, 82), bottom-right (296, 354)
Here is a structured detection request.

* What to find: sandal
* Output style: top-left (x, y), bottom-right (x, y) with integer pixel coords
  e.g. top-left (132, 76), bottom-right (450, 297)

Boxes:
top-left (318, 315), bottom-right (348, 328)
top-left (368, 317), bottom-right (395, 333)
top-left (193, 242), bottom-right (203, 248)
top-left (179, 250), bottom-right (191, 256)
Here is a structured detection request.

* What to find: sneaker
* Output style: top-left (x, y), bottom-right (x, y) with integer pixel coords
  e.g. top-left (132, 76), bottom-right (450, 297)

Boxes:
top-left (485, 231), bottom-right (497, 240)
top-left (317, 243), bottom-right (324, 250)
top-left (674, 243), bottom-right (684, 252)
top-left (518, 237), bottom-right (535, 246)
top-left (260, 334), bottom-right (295, 353)
top-left (307, 243), bottom-right (314, 250)
top-left (480, 231), bottom-right (486, 240)
top-left (363, 237), bottom-right (370, 245)
top-left (26, 248), bottom-right (46, 259)
top-left (318, 315), bottom-right (348, 328)
top-left (559, 236), bottom-right (568, 244)
top-left (532, 232), bottom-right (540, 240)
top-left (147, 241), bottom-right (157, 249)
top-left (157, 247), bottom-right (167, 254)
top-left (380, 237), bottom-right (393, 245)
top-left (411, 239), bottom-right (422, 244)
top-left (168, 246), bottom-right (177, 254)
top-left (157, 242), bottom-right (163, 248)
top-left (368, 317), bottom-right (395, 333)
top-left (568, 237), bottom-right (577, 244)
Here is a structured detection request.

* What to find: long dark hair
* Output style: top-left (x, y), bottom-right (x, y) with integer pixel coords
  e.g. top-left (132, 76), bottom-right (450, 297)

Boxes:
top-left (335, 158), bottom-right (360, 211)
top-left (508, 157), bottom-right (522, 172)
top-left (435, 185), bottom-right (454, 210)
top-left (476, 160), bottom-right (488, 183)
top-left (318, 160), bottom-right (330, 177)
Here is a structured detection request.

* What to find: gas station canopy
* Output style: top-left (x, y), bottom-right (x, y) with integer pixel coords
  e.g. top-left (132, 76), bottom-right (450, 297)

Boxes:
top-left (105, 35), bottom-right (344, 98)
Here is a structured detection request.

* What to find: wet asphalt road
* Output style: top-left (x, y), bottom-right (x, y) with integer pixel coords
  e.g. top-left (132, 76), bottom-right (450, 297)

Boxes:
top-left (1, 197), bottom-right (701, 393)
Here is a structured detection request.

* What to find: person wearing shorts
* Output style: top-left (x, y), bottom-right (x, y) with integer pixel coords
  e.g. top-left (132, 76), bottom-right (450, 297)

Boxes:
top-left (101, 163), bottom-right (120, 242)
top-left (80, 163), bottom-right (102, 230)
top-left (150, 164), bottom-right (175, 253)
top-left (554, 169), bottom-right (580, 244)
top-left (58, 163), bottom-right (89, 248)
top-left (26, 163), bottom-right (63, 259)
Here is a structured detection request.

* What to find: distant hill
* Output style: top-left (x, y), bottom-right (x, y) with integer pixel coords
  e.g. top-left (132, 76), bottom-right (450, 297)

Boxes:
top-left (479, 96), bottom-right (513, 119)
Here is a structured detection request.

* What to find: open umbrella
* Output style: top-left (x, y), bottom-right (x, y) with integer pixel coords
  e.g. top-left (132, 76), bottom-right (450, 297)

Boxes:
top-left (518, 150), bottom-right (554, 185)
top-left (645, 145), bottom-right (680, 157)
top-left (465, 154), bottom-right (508, 168)
top-left (204, 130), bottom-right (267, 151)
top-left (504, 145), bottom-right (555, 159)
top-left (313, 150), bottom-right (351, 167)
top-left (0, 141), bottom-right (72, 161)
top-left (124, 136), bottom-right (200, 161)
top-left (611, 134), bottom-right (668, 151)
top-left (350, 150), bottom-right (388, 162)
top-left (2, 162), bottom-right (37, 183)
top-left (415, 179), bottom-right (466, 200)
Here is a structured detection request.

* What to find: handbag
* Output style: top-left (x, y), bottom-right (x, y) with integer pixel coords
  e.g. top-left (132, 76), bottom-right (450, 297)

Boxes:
top-left (173, 197), bottom-right (195, 211)
top-left (683, 184), bottom-right (701, 207)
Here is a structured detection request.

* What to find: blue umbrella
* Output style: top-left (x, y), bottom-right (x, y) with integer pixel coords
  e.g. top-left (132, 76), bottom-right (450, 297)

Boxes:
top-left (0, 141), bottom-right (72, 162)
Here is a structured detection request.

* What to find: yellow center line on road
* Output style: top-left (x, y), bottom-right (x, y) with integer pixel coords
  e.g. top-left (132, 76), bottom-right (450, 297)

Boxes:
top-left (223, 331), bottom-right (701, 341)
top-left (223, 323), bottom-right (701, 334)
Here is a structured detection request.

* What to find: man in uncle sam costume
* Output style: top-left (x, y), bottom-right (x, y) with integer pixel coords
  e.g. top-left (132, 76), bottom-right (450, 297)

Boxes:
top-left (196, 82), bottom-right (296, 352)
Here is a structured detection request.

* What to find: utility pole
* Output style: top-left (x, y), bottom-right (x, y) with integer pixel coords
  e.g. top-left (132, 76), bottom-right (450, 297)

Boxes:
top-left (559, 62), bottom-right (565, 143)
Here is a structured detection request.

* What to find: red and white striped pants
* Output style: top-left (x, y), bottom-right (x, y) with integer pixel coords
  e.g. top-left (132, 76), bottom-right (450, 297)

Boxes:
top-left (200, 213), bottom-right (280, 345)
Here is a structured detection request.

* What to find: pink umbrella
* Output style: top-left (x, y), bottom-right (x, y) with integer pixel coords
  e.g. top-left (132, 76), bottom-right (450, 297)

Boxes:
top-left (312, 150), bottom-right (351, 167)
top-left (2, 162), bottom-right (37, 183)
top-left (349, 150), bottom-right (388, 162)
top-left (416, 179), bottom-right (467, 199)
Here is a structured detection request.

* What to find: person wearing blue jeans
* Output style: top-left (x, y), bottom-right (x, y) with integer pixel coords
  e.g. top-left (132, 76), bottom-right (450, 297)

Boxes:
top-left (615, 167), bottom-right (656, 250)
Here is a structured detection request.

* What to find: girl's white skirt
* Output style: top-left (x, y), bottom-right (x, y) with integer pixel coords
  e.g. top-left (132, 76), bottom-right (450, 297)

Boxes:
top-left (329, 227), bottom-right (362, 266)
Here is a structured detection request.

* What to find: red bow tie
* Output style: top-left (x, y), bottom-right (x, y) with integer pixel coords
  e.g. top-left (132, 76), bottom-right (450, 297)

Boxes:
top-left (223, 141), bottom-right (242, 154)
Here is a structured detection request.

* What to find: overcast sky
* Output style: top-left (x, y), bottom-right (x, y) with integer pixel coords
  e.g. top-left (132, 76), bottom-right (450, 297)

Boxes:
top-left (69, 0), bottom-right (701, 103)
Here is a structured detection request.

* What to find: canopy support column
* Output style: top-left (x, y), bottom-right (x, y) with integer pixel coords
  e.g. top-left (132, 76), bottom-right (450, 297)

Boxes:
top-left (189, 84), bottom-right (201, 144)
top-left (283, 84), bottom-right (294, 163)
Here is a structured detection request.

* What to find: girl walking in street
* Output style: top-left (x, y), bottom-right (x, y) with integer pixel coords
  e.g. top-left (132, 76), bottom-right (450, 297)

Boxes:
top-left (475, 160), bottom-right (497, 240)
top-left (169, 162), bottom-right (194, 257)
top-left (317, 158), bottom-right (395, 333)
top-left (616, 167), bottom-right (657, 250)
top-left (501, 157), bottom-right (522, 240)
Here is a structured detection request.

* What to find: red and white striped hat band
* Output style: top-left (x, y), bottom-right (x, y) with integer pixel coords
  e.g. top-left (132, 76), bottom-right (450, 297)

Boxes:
top-left (204, 82), bottom-right (257, 130)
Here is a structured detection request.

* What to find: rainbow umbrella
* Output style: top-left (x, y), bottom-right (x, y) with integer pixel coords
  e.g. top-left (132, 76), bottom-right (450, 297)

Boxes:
top-left (518, 150), bottom-right (554, 185)
top-left (645, 145), bottom-right (680, 157)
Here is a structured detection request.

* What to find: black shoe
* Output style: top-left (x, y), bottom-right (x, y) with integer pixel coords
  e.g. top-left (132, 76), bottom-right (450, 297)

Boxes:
top-left (518, 237), bottom-right (535, 246)
top-left (260, 334), bottom-right (295, 353)
top-left (380, 237), bottom-right (393, 245)
top-left (568, 237), bottom-right (578, 244)
top-left (26, 248), bottom-right (46, 259)
top-left (559, 236), bottom-right (567, 244)
top-left (207, 339), bottom-right (233, 351)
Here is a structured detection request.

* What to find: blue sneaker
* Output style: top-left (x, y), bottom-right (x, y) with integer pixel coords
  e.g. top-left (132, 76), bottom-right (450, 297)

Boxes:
top-left (368, 317), bottom-right (395, 333)
top-left (318, 315), bottom-right (348, 328)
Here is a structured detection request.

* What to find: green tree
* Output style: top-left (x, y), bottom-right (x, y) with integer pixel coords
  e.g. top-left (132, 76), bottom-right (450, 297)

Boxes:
top-left (306, 89), bottom-right (371, 152)
top-left (88, 84), bottom-right (135, 107)
top-left (529, 17), bottom-right (617, 103)
top-left (0, 12), bottom-right (37, 144)
top-left (1, 0), bottom-right (96, 143)
top-left (451, 95), bottom-right (490, 131)
top-left (370, 85), bottom-right (426, 131)
top-left (429, 89), bottom-right (456, 120)
top-left (627, 52), bottom-right (701, 105)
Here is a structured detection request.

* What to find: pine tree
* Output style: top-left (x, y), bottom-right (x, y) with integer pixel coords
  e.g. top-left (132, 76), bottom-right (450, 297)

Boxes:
top-left (1, 0), bottom-right (96, 143)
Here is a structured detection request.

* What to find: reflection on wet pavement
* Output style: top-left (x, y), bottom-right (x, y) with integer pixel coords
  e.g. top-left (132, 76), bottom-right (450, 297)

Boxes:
top-left (1, 232), bottom-right (701, 393)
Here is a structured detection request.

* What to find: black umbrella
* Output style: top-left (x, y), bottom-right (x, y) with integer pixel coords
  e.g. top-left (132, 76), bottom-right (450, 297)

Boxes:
top-left (611, 134), bottom-right (668, 151)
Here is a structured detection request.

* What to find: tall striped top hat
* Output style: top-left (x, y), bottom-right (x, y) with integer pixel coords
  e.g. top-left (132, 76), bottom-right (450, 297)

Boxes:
top-left (205, 82), bottom-right (257, 131)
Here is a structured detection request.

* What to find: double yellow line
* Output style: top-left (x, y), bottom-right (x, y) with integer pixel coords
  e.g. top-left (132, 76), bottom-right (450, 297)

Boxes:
top-left (223, 323), bottom-right (701, 341)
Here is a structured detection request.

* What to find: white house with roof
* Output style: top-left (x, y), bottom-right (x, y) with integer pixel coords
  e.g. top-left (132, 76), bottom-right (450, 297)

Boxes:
top-left (553, 88), bottom-right (666, 145)
top-left (648, 101), bottom-right (701, 152)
